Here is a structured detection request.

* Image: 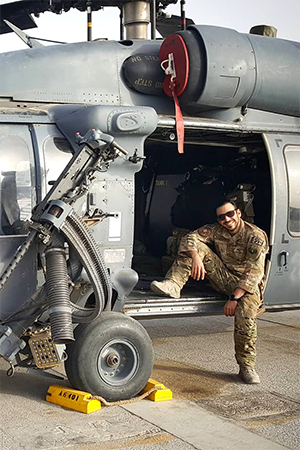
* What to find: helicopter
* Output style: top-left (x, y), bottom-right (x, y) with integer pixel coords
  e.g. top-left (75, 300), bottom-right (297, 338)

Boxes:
top-left (0, 0), bottom-right (299, 401)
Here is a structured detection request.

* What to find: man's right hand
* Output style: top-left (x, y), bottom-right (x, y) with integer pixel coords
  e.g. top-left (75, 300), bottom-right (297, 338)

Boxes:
top-left (190, 251), bottom-right (206, 281)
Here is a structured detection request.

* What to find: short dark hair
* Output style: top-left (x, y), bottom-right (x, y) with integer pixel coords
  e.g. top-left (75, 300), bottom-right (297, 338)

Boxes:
top-left (215, 200), bottom-right (239, 213)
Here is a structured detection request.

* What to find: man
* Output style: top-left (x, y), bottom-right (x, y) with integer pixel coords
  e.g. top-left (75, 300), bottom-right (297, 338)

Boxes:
top-left (150, 201), bottom-right (269, 384)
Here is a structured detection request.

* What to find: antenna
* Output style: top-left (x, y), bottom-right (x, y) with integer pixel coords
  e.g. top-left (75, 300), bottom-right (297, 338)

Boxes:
top-left (3, 20), bottom-right (43, 48)
top-left (181, 0), bottom-right (186, 31)
top-left (150, 0), bottom-right (156, 40)
top-left (87, 1), bottom-right (92, 41)
top-left (119, 7), bottom-right (124, 40)
top-left (3, 20), bottom-right (66, 47)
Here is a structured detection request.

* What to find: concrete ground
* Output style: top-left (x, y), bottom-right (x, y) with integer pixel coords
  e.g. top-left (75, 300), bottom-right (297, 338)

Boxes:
top-left (0, 310), bottom-right (299, 450)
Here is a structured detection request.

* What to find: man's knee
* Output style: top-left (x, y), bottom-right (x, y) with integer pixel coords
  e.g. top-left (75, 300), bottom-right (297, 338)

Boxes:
top-left (238, 291), bottom-right (262, 319)
top-left (166, 255), bottom-right (192, 287)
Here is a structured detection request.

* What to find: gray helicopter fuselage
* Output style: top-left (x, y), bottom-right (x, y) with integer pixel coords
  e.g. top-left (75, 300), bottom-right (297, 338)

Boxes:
top-left (0, 25), bottom-right (299, 322)
top-left (0, 38), bottom-right (172, 112)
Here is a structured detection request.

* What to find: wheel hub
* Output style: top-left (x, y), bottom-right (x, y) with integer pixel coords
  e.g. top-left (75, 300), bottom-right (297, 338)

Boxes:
top-left (107, 354), bottom-right (119, 367)
top-left (98, 338), bottom-right (139, 386)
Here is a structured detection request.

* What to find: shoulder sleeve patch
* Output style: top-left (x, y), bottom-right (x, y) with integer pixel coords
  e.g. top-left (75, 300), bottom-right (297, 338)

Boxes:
top-left (250, 235), bottom-right (264, 247)
top-left (248, 246), bottom-right (259, 255)
top-left (198, 226), bottom-right (211, 238)
top-left (247, 234), bottom-right (267, 260)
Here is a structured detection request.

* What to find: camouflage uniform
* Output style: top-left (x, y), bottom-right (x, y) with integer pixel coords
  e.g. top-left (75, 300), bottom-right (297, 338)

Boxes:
top-left (165, 220), bottom-right (269, 367)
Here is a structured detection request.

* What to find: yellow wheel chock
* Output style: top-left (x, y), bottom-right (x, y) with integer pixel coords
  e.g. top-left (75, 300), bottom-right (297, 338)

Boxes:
top-left (46, 378), bottom-right (172, 414)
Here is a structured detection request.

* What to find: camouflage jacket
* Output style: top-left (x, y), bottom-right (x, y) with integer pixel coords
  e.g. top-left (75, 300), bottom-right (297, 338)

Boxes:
top-left (178, 220), bottom-right (269, 294)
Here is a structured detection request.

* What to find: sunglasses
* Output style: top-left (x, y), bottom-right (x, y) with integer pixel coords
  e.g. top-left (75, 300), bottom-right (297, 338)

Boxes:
top-left (217, 209), bottom-right (237, 221)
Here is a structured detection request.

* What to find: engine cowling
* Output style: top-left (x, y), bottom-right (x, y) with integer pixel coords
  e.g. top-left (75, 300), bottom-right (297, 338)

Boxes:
top-left (158, 25), bottom-right (300, 117)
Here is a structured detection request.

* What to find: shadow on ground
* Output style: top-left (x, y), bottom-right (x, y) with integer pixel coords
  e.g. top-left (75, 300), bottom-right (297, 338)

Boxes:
top-left (0, 366), bottom-right (69, 401)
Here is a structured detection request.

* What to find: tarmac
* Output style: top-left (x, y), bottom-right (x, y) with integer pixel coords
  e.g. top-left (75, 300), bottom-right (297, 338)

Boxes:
top-left (0, 375), bottom-right (291, 450)
top-left (0, 310), bottom-right (299, 450)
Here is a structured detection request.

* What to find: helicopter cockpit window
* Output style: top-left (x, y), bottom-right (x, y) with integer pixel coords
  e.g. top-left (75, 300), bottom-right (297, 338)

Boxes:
top-left (43, 136), bottom-right (73, 194)
top-left (0, 136), bottom-right (33, 236)
top-left (284, 146), bottom-right (300, 236)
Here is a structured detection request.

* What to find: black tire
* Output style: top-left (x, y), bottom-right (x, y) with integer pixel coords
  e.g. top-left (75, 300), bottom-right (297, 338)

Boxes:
top-left (65, 312), bottom-right (153, 402)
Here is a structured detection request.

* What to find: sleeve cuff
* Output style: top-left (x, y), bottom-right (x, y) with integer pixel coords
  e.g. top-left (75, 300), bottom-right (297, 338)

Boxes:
top-left (178, 246), bottom-right (198, 256)
top-left (237, 282), bottom-right (255, 294)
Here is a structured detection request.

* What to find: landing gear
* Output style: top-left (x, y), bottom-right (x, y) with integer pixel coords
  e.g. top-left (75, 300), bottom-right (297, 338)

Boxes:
top-left (65, 312), bottom-right (153, 402)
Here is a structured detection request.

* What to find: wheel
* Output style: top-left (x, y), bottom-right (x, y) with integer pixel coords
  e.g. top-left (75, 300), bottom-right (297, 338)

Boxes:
top-left (65, 312), bottom-right (153, 402)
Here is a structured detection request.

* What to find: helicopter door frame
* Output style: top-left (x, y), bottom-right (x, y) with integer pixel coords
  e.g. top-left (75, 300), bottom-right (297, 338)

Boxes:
top-left (0, 122), bottom-right (38, 318)
top-left (263, 133), bottom-right (300, 308)
top-left (0, 123), bottom-right (36, 236)
top-left (30, 124), bottom-right (74, 200)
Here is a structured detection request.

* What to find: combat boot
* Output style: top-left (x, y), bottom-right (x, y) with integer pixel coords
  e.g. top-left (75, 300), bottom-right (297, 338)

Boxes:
top-left (238, 365), bottom-right (260, 384)
top-left (150, 279), bottom-right (181, 299)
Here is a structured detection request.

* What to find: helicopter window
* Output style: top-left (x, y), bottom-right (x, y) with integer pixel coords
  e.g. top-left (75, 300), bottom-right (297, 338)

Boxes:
top-left (284, 145), bottom-right (300, 236)
top-left (43, 136), bottom-right (73, 193)
top-left (0, 135), bottom-right (33, 236)
top-left (53, 137), bottom-right (73, 154)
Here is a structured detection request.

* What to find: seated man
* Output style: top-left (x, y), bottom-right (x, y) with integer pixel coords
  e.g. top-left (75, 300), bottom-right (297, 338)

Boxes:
top-left (150, 201), bottom-right (269, 384)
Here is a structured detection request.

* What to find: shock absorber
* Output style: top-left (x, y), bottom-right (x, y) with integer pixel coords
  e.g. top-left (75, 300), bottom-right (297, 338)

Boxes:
top-left (45, 247), bottom-right (74, 344)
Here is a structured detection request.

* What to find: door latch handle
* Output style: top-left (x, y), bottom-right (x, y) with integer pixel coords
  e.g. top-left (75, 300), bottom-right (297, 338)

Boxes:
top-left (278, 251), bottom-right (289, 267)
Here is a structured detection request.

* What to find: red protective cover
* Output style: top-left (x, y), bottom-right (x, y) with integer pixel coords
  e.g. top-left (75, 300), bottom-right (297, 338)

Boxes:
top-left (158, 34), bottom-right (189, 97)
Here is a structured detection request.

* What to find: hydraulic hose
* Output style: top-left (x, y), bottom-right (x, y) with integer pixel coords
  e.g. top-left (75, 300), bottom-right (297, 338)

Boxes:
top-left (60, 209), bottom-right (112, 323)
top-left (68, 247), bottom-right (83, 281)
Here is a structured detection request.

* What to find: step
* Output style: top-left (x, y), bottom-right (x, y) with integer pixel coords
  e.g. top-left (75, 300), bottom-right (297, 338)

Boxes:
top-left (124, 290), bottom-right (227, 319)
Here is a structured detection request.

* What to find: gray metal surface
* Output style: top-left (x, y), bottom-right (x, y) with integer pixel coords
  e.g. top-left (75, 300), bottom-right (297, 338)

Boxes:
top-left (125, 286), bottom-right (226, 319)
top-left (97, 338), bottom-right (139, 385)
top-left (0, 113), bottom-right (52, 124)
top-left (157, 110), bottom-right (300, 134)
top-left (0, 232), bottom-right (37, 307)
top-left (186, 25), bottom-right (300, 117)
top-left (0, 108), bottom-right (299, 314)
top-left (123, 0), bottom-right (150, 40)
top-left (0, 324), bottom-right (25, 362)
top-left (1, 25), bottom-right (299, 120)
top-left (183, 25), bottom-right (256, 111)
top-left (263, 133), bottom-right (300, 306)
top-left (246, 33), bottom-right (300, 116)
top-left (47, 104), bottom-right (158, 282)
top-left (0, 39), bottom-right (172, 113)
top-left (0, 104), bottom-right (158, 321)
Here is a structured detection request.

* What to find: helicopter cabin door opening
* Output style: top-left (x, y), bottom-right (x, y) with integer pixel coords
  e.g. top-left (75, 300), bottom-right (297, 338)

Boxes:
top-left (131, 126), bottom-right (299, 313)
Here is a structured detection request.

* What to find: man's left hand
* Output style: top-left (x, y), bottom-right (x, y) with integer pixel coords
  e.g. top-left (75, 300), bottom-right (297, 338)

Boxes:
top-left (224, 300), bottom-right (238, 317)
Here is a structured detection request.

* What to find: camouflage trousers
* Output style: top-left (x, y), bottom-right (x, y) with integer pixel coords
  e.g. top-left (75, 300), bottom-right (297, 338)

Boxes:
top-left (166, 243), bottom-right (263, 367)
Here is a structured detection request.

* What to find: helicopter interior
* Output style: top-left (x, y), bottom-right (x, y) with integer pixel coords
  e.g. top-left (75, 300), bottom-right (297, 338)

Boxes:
top-left (132, 129), bottom-right (272, 297)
